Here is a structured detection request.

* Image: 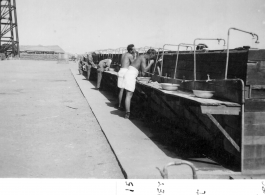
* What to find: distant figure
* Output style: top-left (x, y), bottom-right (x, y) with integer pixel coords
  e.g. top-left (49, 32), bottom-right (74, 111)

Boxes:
top-left (82, 56), bottom-right (88, 72)
top-left (196, 43), bottom-right (208, 51)
top-left (86, 52), bottom-right (97, 80)
top-left (96, 58), bottom-right (112, 89)
top-left (78, 58), bottom-right (83, 75)
top-left (123, 49), bottom-right (156, 119)
top-left (75, 53), bottom-right (78, 62)
top-left (117, 44), bottom-right (136, 110)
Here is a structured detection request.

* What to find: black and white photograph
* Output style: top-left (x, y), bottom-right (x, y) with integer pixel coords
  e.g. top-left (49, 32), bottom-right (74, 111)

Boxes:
top-left (0, 0), bottom-right (265, 194)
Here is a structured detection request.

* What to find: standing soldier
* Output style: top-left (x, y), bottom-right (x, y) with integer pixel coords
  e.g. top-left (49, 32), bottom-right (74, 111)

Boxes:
top-left (86, 52), bottom-right (97, 80)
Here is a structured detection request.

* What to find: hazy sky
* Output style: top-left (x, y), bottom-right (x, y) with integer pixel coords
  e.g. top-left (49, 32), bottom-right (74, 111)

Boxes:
top-left (17, 0), bottom-right (265, 54)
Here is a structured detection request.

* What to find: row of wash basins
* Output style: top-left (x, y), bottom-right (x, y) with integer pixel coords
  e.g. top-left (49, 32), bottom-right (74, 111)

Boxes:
top-left (80, 27), bottom-right (265, 176)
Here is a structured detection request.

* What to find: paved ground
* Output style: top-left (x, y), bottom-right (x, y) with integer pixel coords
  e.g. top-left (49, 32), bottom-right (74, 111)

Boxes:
top-left (0, 60), bottom-right (124, 178)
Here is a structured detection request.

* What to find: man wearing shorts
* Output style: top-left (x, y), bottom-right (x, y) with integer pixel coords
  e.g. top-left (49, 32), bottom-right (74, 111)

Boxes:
top-left (124, 49), bottom-right (156, 119)
top-left (117, 44), bottom-right (136, 110)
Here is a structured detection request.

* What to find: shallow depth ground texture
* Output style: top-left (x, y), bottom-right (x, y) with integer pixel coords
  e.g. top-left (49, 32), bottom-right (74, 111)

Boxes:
top-left (0, 60), bottom-right (124, 178)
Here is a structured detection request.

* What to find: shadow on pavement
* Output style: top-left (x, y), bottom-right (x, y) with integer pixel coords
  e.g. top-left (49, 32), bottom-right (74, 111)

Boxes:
top-left (110, 110), bottom-right (125, 118)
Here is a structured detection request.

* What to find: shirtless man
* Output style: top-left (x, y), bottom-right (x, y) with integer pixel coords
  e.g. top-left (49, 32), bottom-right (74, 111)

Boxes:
top-left (123, 49), bottom-right (156, 119)
top-left (117, 44), bottom-right (136, 110)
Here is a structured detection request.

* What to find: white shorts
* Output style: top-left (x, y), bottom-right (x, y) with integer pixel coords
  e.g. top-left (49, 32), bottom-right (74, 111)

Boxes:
top-left (124, 66), bottom-right (139, 92)
top-left (117, 68), bottom-right (128, 88)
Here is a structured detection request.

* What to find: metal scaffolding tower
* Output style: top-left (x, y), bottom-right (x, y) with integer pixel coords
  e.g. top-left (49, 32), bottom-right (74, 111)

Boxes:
top-left (0, 0), bottom-right (19, 57)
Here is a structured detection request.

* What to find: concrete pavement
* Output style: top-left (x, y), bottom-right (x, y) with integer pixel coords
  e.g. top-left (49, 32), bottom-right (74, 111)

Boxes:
top-left (0, 60), bottom-right (124, 178)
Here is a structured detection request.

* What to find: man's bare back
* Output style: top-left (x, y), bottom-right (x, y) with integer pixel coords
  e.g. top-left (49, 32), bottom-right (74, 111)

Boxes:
top-left (120, 52), bottom-right (134, 68)
top-left (130, 53), bottom-right (155, 75)
top-left (130, 55), bottom-right (145, 70)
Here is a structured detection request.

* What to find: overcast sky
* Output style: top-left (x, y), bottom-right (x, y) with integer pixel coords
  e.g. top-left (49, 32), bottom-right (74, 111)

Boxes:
top-left (17, 0), bottom-right (265, 54)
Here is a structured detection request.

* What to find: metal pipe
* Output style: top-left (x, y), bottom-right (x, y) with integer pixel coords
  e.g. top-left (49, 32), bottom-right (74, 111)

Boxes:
top-left (157, 161), bottom-right (198, 179)
top-left (238, 78), bottom-right (245, 172)
top-left (174, 43), bottom-right (196, 79)
top-left (161, 44), bottom-right (179, 76)
top-left (225, 27), bottom-right (259, 79)
top-left (194, 38), bottom-right (225, 81)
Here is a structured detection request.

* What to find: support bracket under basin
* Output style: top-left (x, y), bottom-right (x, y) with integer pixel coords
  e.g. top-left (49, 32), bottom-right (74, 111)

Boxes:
top-left (206, 114), bottom-right (240, 152)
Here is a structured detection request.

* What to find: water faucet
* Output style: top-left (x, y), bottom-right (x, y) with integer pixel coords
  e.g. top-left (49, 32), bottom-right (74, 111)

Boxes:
top-left (206, 74), bottom-right (212, 82)
top-left (217, 38), bottom-right (226, 47)
top-left (251, 33), bottom-right (259, 43)
top-left (186, 46), bottom-right (193, 51)
top-left (182, 76), bottom-right (186, 83)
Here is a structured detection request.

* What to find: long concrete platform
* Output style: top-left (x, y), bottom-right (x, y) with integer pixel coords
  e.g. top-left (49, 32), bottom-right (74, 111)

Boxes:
top-left (70, 64), bottom-right (239, 179)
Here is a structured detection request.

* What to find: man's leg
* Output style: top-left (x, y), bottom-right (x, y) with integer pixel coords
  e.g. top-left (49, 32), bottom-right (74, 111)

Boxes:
top-left (87, 65), bottom-right (91, 80)
top-left (78, 63), bottom-right (82, 74)
top-left (118, 88), bottom-right (124, 108)
top-left (125, 90), bottom-right (133, 118)
top-left (97, 70), bottom-right (103, 89)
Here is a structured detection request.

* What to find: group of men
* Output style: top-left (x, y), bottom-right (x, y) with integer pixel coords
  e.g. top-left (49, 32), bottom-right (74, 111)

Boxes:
top-left (79, 43), bottom-right (210, 119)
top-left (78, 52), bottom-right (112, 90)
top-left (78, 44), bottom-right (157, 119)
top-left (117, 44), bottom-right (156, 119)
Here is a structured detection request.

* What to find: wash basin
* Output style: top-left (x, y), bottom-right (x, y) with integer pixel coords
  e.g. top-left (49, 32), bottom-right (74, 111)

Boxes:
top-left (137, 77), bottom-right (151, 82)
top-left (193, 90), bottom-right (214, 99)
top-left (161, 83), bottom-right (180, 91)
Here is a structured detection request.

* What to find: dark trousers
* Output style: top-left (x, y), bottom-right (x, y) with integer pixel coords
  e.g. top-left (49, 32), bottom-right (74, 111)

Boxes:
top-left (86, 65), bottom-right (92, 80)
top-left (97, 69), bottom-right (103, 88)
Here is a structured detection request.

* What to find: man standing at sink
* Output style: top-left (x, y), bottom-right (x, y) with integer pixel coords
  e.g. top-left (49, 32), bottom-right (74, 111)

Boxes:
top-left (96, 57), bottom-right (112, 90)
top-left (117, 44), bottom-right (136, 110)
top-left (123, 49), bottom-right (156, 119)
top-left (86, 52), bottom-right (97, 80)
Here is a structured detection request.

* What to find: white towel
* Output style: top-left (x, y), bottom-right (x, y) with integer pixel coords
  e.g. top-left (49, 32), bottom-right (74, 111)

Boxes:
top-left (124, 66), bottom-right (139, 92)
top-left (117, 68), bottom-right (128, 88)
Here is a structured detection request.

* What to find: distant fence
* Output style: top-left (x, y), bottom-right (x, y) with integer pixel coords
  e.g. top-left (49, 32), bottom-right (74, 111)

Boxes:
top-left (20, 53), bottom-right (60, 61)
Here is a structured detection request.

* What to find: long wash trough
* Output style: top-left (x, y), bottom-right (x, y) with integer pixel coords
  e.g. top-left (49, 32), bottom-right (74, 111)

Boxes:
top-left (82, 31), bottom-right (264, 176)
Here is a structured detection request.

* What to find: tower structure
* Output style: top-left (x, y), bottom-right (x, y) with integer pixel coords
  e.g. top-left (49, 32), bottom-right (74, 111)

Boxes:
top-left (0, 0), bottom-right (19, 57)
